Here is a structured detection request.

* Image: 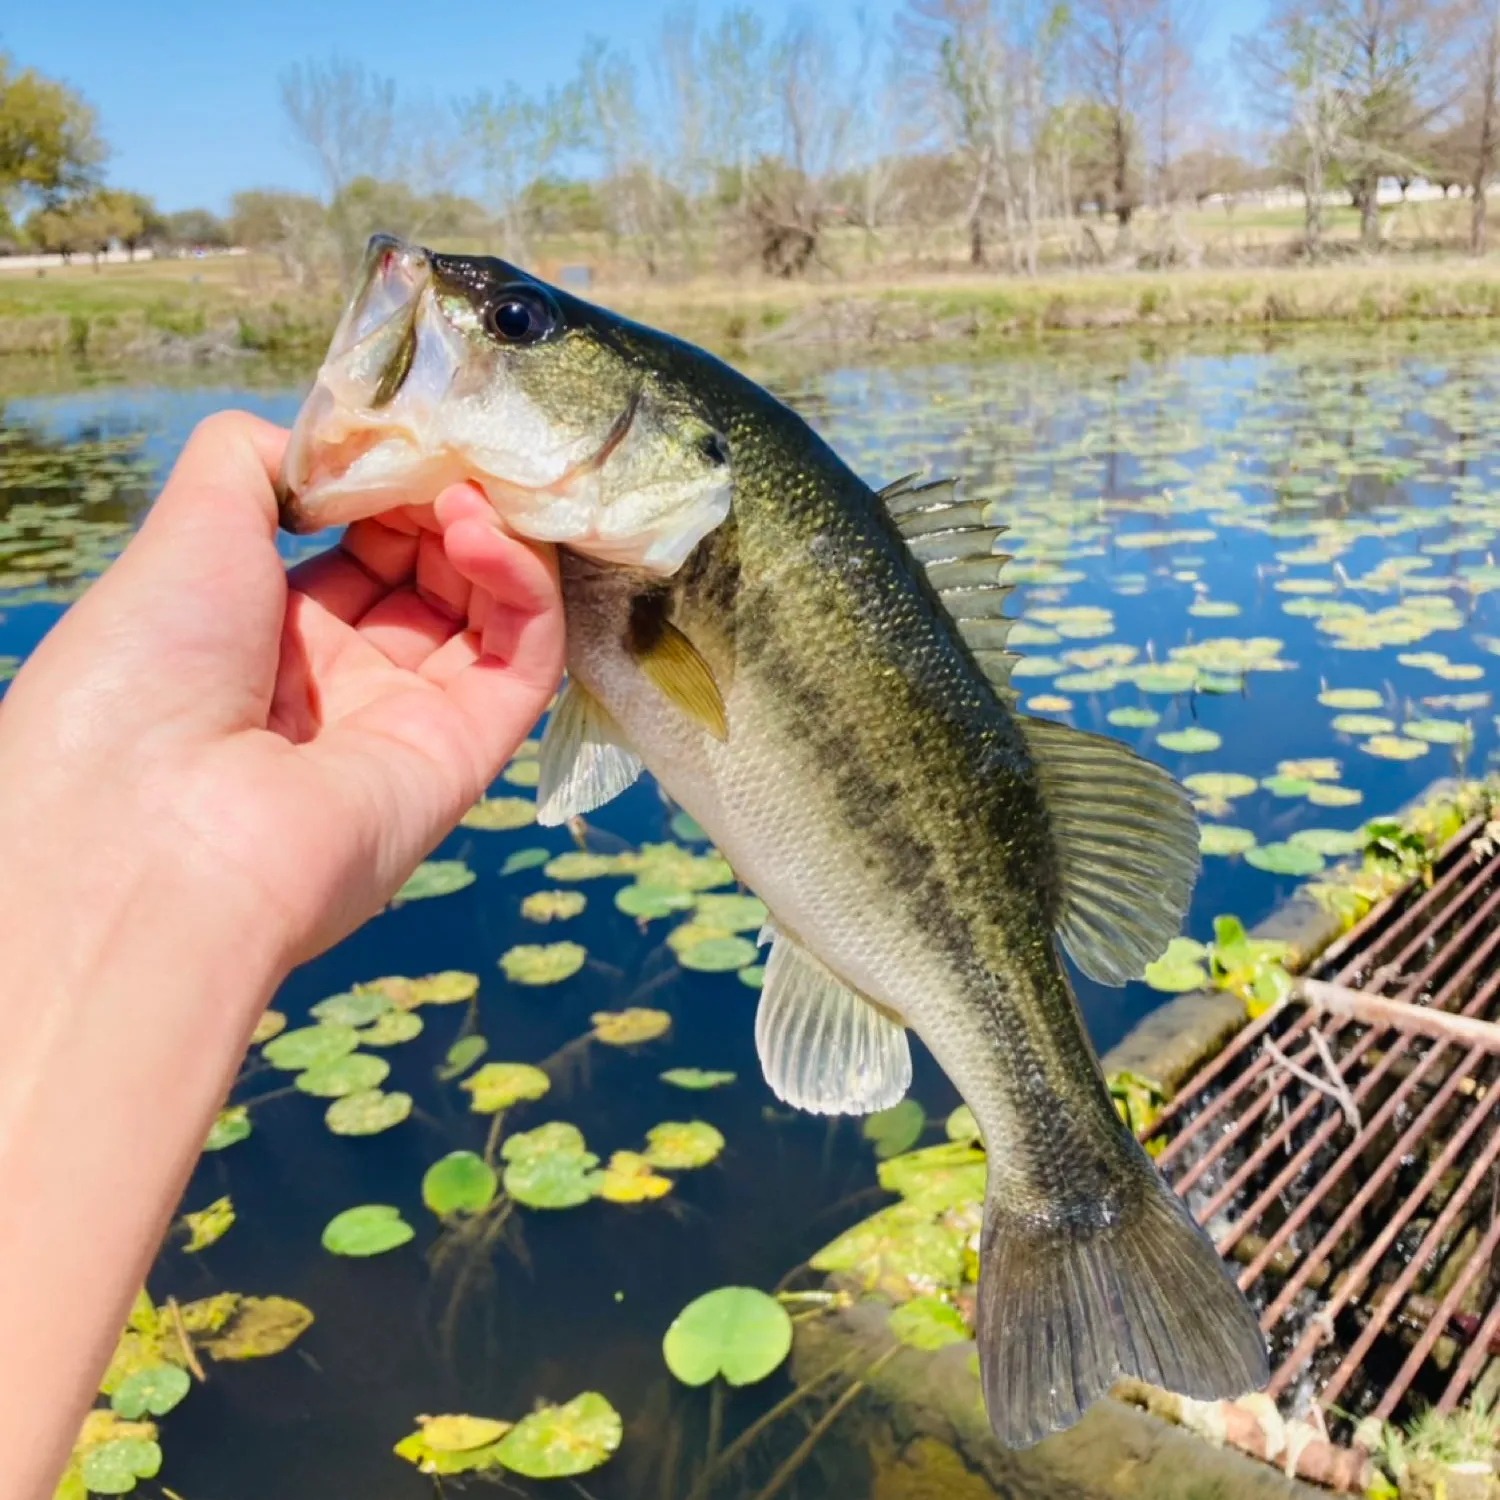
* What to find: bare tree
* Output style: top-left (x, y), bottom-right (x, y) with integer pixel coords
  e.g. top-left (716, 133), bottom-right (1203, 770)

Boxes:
top-left (1238, 8), bottom-right (1355, 258)
top-left (900, 0), bottom-right (1005, 266)
top-left (1466, 0), bottom-right (1500, 252)
top-left (279, 57), bottom-right (396, 273)
top-left (1071, 0), bottom-right (1159, 248)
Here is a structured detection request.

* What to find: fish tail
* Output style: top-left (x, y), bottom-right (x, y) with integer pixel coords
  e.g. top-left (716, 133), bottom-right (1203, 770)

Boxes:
top-left (976, 1145), bottom-right (1268, 1449)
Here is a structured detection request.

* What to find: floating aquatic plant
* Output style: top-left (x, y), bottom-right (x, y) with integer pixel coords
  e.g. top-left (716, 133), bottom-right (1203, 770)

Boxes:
top-left (662, 1287), bottom-right (793, 1386)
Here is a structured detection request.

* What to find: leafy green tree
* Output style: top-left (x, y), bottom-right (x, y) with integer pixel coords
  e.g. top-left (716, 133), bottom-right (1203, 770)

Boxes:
top-left (229, 189), bottom-right (330, 285)
top-left (0, 53), bottom-right (105, 218)
top-left (161, 208), bottom-right (229, 249)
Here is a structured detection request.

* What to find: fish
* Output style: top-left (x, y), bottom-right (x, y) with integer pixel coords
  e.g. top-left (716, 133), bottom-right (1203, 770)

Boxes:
top-left (279, 234), bottom-right (1269, 1448)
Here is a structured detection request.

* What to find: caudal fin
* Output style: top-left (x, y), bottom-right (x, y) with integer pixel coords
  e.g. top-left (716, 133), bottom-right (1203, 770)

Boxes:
top-left (976, 1154), bottom-right (1268, 1449)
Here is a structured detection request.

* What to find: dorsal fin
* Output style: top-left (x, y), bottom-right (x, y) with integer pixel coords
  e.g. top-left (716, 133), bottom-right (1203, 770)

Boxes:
top-left (1018, 716), bottom-right (1200, 985)
top-left (877, 473), bottom-right (1016, 700)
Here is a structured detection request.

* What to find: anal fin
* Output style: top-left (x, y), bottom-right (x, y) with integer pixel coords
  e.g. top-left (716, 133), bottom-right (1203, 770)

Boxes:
top-left (536, 679), bottom-right (644, 826)
top-left (754, 924), bottom-right (911, 1116)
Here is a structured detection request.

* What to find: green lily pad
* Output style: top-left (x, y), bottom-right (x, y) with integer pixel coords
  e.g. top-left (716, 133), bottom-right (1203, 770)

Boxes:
top-left (1245, 842), bottom-right (1326, 876)
top-left (310, 988), bottom-right (392, 1027)
top-left (811, 1201), bottom-right (966, 1292)
top-left (1200, 824), bottom-right (1257, 857)
top-left (494, 1391), bottom-right (622, 1477)
top-left (1290, 827), bottom-right (1364, 857)
top-left (203, 1105), bottom-right (251, 1151)
top-left (945, 1104), bottom-right (979, 1142)
top-left (643, 1120), bottom-right (725, 1170)
top-left (862, 1099), bottom-right (925, 1159)
top-left (693, 893), bottom-right (770, 931)
top-left (1361, 734), bottom-right (1430, 761)
top-left (1261, 774), bottom-right (1314, 798)
top-left (437, 1034), bottom-right (488, 1080)
top-left (662, 1287), bottom-right (793, 1387)
top-left (674, 933), bottom-right (761, 972)
top-left (521, 889), bottom-right (587, 922)
top-left (503, 759), bottom-right (541, 787)
top-left (295, 1052), bottom-right (390, 1098)
top-left (501, 1122), bottom-right (599, 1208)
top-left (262, 1023), bottom-right (359, 1071)
top-left (1156, 727), bottom-right (1221, 754)
top-left (1106, 706), bottom-right (1160, 728)
top-left (1182, 772), bottom-right (1259, 801)
top-left (544, 851), bottom-right (635, 880)
top-left (359, 1010), bottom-right (424, 1046)
top-left (660, 1068), bottom-right (737, 1090)
top-left (423, 1151), bottom-right (499, 1217)
top-left (501, 847), bottom-right (552, 875)
top-left (462, 1061), bottom-right (551, 1113)
top-left (1402, 718), bottom-right (1470, 744)
top-left (321, 1204), bottom-right (415, 1257)
top-left (888, 1295), bottom-right (971, 1351)
top-left (1307, 782), bottom-right (1364, 807)
top-left (1331, 712), bottom-right (1396, 735)
top-left (80, 1438), bottom-right (162, 1494)
top-left (1319, 687), bottom-right (1384, 710)
top-left (460, 797), bottom-right (535, 830)
top-left (1143, 937), bottom-right (1210, 992)
top-left (198, 1295), bottom-right (314, 1360)
top-left (616, 882), bottom-right (698, 920)
top-left (1133, 663), bottom-right (1199, 694)
top-left (738, 963), bottom-right (765, 988)
top-left (393, 859), bottom-right (477, 902)
top-left (325, 1088), bottom-right (412, 1135)
top-left (877, 1141), bottom-right (987, 1211)
top-left (500, 942), bottom-right (587, 985)
top-left (671, 809), bottom-right (709, 841)
top-left (109, 1364), bottom-right (191, 1420)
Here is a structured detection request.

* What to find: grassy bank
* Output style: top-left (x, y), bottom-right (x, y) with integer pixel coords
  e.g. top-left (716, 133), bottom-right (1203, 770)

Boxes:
top-left (9, 252), bottom-right (1500, 365)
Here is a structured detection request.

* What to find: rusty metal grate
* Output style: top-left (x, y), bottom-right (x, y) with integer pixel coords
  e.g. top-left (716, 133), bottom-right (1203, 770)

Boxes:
top-left (1144, 814), bottom-right (1500, 1444)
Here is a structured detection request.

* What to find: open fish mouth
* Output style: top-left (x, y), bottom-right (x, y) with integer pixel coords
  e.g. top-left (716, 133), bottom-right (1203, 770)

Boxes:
top-left (276, 233), bottom-right (733, 574)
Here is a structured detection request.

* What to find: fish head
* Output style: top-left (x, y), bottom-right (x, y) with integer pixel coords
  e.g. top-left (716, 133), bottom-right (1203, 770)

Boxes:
top-left (278, 234), bottom-right (732, 574)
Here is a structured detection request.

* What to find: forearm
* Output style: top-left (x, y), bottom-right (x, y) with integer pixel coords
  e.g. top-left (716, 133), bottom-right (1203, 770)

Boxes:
top-left (0, 859), bottom-right (285, 1500)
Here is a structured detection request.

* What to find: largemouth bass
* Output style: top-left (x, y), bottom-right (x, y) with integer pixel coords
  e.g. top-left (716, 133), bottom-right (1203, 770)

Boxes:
top-left (279, 236), bottom-right (1268, 1447)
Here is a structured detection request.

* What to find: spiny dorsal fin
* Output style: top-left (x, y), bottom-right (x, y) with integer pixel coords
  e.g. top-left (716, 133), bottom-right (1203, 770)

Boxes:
top-left (877, 473), bottom-right (1017, 700)
top-left (754, 922), bottom-right (911, 1116)
top-left (536, 679), bottom-right (644, 826)
top-left (1018, 716), bottom-right (1199, 985)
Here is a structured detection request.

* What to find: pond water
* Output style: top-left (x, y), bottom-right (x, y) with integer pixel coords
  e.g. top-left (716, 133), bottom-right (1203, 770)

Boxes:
top-left (6, 326), bottom-right (1499, 1498)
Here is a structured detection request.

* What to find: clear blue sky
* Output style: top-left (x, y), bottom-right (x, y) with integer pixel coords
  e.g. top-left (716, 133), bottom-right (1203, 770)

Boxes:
top-left (5, 0), bottom-right (1266, 214)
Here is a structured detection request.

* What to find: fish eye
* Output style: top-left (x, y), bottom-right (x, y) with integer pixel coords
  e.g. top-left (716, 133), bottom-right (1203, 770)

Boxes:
top-left (698, 431), bottom-right (730, 467)
top-left (484, 287), bottom-right (558, 345)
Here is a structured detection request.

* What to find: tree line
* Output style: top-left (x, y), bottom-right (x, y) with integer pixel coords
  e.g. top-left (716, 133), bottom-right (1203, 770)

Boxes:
top-left (8, 1), bottom-right (1500, 280)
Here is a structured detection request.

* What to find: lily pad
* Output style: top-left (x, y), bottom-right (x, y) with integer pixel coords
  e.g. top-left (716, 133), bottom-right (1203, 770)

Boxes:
top-left (589, 1150), bottom-right (674, 1202)
top-left (862, 1099), bottom-right (925, 1158)
top-left (1182, 771), bottom-right (1259, 801)
top-left (662, 1287), bottom-right (793, 1387)
top-left (310, 988), bottom-right (392, 1027)
top-left (437, 1034), bottom-right (488, 1080)
top-left (295, 1052), bottom-right (390, 1098)
top-left (460, 797), bottom-right (536, 830)
top-left (1261, 774), bottom-right (1314, 798)
top-left (462, 1061), bottom-right (551, 1113)
top-left (359, 1010), bottom-right (424, 1046)
top-left (198, 1296), bottom-right (314, 1360)
top-left (1361, 734), bottom-right (1430, 761)
top-left (203, 1105), bottom-right (251, 1151)
top-left (1332, 712), bottom-right (1396, 735)
top-left (494, 1391), bottom-right (622, 1478)
top-left (393, 859), bottom-right (476, 902)
top-left (945, 1104), bottom-right (980, 1142)
top-left (1245, 842), bottom-right (1326, 876)
top-left (321, 1204), bottom-right (415, 1257)
top-left (182, 1195), bottom-right (234, 1253)
top-left (325, 1088), bottom-right (412, 1136)
top-left (423, 1151), bottom-right (499, 1217)
top-left (109, 1364), bottom-right (191, 1420)
top-left (263, 1023), bottom-right (359, 1071)
top-left (1307, 782), bottom-right (1364, 807)
top-left (1156, 727), bottom-right (1221, 754)
top-left (810, 1200), bottom-right (966, 1293)
top-left (1402, 718), bottom-right (1470, 744)
top-left (643, 1120), bottom-right (725, 1170)
top-left (616, 882), bottom-right (697, 920)
top-left (500, 942), bottom-right (587, 986)
top-left (1143, 937), bottom-right (1210, 992)
top-left (888, 1295), bottom-right (971, 1351)
top-left (1106, 706), bottom-right (1160, 728)
top-left (1290, 827), bottom-right (1364, 857)
top-left (501, 847), bottom-right (553, 875)
top-left (503, 759), bottom-right (541, 788)
top-left (675, 933), bottom-right (761, 972)
top-left (1200, 824), bottom-right (1257, 857)
top-left (660, 1068), bottom-right (736, 1090)
top-left (501, 1123), bottom-right (599, 1208)
top-left (1319, 687), bottom-right (1384, 710)
top-left (365, 971), bottom-right (480, 1008)
top-left (80, 1439), bottom-right (161, 1495)
top-left (671, 809), bottom-right (709, 841)
top-left (420, 1414), bottom-right (511, 1453)
top-left (250, 1010), bottom-right (286, 1044)
top-left (692, 893), bottom-right (769, 931)
top-left (591, 1008), bottom-right (672, 1046)
top-left (521, 889), bottom-right (587, 923)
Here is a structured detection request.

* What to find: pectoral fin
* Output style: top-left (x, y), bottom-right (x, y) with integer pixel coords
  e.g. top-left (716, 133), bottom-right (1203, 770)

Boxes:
top-left (626, 596), bottom-right (728, 741)
top-left (536, 679), bottom-right (644, 826)
top-left (754, 923), bottom-right (911, 1116)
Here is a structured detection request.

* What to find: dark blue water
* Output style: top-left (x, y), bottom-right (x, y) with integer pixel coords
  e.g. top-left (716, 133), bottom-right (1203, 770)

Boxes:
top-left (4, 328), bottom-right (1498, 1497)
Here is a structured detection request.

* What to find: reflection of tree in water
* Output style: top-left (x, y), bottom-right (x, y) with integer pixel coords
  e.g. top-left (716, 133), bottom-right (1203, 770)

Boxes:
top-left (0, 408), bottom-right (153, 606)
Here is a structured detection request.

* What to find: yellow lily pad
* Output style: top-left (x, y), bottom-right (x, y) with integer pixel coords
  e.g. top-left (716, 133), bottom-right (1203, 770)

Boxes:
top-left (589, 1150), bottom-right (674, 1202)
top-left (181, 1196), bottom-right (234, 1253)
top-left (591, 1008), bottom-right (672, 1046)
top-left (643, 1120), bottom-right (725, 1170)
top-left (461, 796), bottom-right (536, 829)
top-left (500, 942), bottom-right (587, 986)
top-left (461, 1062), bottom-right (551, 1113)
top-left (521, 889), bottom-right (587, 923)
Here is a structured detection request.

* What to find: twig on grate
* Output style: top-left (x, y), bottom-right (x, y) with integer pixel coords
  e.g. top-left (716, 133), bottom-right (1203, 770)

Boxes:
top-left (1264, 1034), bottom-right (1362, 1132)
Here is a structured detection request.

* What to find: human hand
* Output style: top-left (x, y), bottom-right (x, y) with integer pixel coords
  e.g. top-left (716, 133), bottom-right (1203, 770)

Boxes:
top-left (0, 409), bottom-right (565, 979)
